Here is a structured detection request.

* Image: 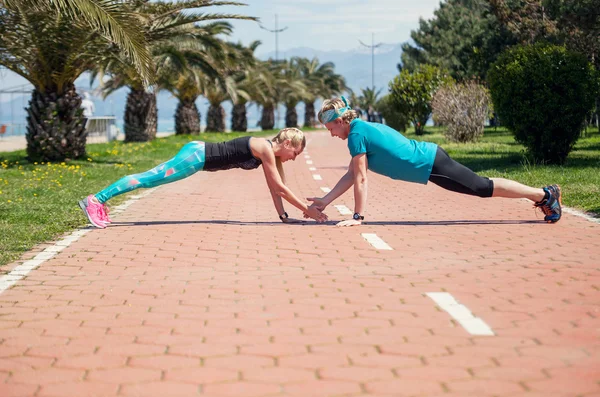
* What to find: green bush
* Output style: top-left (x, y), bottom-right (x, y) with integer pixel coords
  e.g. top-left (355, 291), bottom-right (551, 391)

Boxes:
top-left (488, 43), bottom-right (599, 164)
top-left (377, 94), bottom-right (410, 132)
top-left (389, 65), bottom-right (453, 135)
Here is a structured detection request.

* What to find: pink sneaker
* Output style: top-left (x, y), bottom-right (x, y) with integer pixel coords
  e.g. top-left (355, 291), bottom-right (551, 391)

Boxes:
top-left (78, 194), bottom-right (108, 228)
top-left (100, 204), bottom-right (112, 224)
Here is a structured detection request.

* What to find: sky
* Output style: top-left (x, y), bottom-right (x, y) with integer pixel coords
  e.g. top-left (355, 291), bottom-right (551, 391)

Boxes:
top-left (0, 0), bottom-right (442, 104)
top-left (215, 0), bottom-right (441, 56)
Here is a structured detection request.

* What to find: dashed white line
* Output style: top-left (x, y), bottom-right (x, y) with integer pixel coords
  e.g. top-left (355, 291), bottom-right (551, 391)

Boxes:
top-left (334, 205), bottom-right (352, 215)
top-left (313, 174), bottom-right (322, 180)
top-left (361, 233), bottom-right (393, 250)
top-left (306, 160), bottom-right (313, 165)
top-left (309, 167), bottom-right (316, 171)
top-left (426, 292), bottom-right (494, 336)
top-left (321, 187), bottom-right (331, 193)
top-left (304, 155), bottom-right (311, 159)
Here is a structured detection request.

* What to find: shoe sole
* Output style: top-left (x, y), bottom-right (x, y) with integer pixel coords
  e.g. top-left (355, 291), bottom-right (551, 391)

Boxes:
top-left (78, 199), bottom-right (107, 229)
top-left (546, 184), bottom-right (562, 223)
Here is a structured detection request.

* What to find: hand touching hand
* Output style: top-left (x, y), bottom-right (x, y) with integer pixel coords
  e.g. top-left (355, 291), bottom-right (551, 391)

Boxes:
top-left (306, 197), bottom-right (328, 212)
top-left (304, 205), bottom-right (328, 223)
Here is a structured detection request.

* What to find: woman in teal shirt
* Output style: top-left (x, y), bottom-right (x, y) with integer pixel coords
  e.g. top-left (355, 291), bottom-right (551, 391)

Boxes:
top-left (307, 96), bottom-right (562, 226)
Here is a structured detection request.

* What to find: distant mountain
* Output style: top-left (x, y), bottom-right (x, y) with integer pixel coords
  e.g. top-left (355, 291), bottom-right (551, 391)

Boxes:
top-left (260, 43), bottom-right (403, 94)
top-left (0, 44), bottom-right (403, 132)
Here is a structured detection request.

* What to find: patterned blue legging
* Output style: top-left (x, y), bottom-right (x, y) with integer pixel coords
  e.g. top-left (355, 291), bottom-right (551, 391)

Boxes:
top-left (95, 141), bottom-right (205, 203)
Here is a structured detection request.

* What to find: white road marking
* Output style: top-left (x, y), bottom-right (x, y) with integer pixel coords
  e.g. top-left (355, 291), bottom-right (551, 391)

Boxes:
top-left (304, 155), bottom-right (311, 159)
top-left (0, 230), bottom-right (90, 294)
top-left (426, 292), bottom-right (494, 336)
top-left (562, 207), bottom-right (600, 224)
top-left (306, 160), bottom-right (313, 165)
top-left (334, 205), bottom-right (353, 215)
top-left (361, 233), bottom-right (393, 250)
top-left (313, 174), bottom-right (322, 180)
top-left (309, 167), bottom-right (316, 171)
top-left (321, 187), bottom-right (331, 193)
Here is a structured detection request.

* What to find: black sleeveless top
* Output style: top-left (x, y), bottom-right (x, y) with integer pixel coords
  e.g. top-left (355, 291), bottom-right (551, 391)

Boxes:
top-left (203, 136), bottom-right (264, 172)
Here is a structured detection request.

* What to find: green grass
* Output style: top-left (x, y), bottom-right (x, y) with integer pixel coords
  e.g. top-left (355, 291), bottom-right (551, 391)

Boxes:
top-left (0, 126), bottom-right (598, 269)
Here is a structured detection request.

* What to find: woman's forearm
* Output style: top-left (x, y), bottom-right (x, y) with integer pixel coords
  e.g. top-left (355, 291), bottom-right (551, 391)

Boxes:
top-left (269, 189), bottom-right (286, 216)
top-left (353, 175), bottom-right (367, 214)
top-left (274, 184), bottom-right (309, 213)
top-left (324, 171), bottom-right (354, 205)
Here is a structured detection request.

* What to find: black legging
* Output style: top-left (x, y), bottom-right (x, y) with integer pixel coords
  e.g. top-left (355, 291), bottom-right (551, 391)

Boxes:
top-left (428, 147), bottom-right (494, 198)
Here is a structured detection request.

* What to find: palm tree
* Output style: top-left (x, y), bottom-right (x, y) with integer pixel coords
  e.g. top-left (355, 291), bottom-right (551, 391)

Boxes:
top-left (155, 22), bottom-right (234, 135)
top-left (171, 72), bottom-right (204, 135)
top-left (0, 0), bottom-right (152, 161)
top-left (296, 57), bottom-right (348, 128)
top-left (255, 61), bottom-right (281, 130)
top-left (229, 41), bottom-right (260, 132)
top-left (203, 77), bottom-right (232, 132)
top-left (201, 40), bottom-right (256, 132)
top-left (280, 58), bottom-right (309, 128)
top-left (98, 0), bottom-right (256, 142)
top-left (245, 60), bottom-right (278, 130)
top-left (358, 87), bottom-right (383, 112)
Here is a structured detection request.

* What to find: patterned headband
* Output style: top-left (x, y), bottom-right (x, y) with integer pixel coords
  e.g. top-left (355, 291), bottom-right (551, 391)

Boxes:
top-left (319, 96), bottom-right (351, 123)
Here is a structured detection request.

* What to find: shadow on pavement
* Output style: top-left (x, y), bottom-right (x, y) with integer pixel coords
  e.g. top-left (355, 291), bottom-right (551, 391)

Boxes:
top-left (107, 219), bottom-right (543, 227)
top-left (364, 220), bottom-right (543, 226)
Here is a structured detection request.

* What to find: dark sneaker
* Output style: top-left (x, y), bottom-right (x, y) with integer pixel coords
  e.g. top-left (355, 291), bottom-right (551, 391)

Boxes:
top-left (534, 185), bottom-right (562, 223)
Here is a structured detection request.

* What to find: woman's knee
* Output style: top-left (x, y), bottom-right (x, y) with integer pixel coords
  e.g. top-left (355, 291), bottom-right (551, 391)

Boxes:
top-left (474, 178), bottom-right (494, 197)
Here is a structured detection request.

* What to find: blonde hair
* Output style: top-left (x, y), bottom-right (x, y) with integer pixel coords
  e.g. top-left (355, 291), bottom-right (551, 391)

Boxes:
top-left (272, 127), bottom-right (306, 184)
top-left (318, 97), bottom-right (359, 125)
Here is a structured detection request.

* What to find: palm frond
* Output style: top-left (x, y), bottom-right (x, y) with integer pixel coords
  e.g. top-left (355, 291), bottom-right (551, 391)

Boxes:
top-left (22, 0), bottom-right (154, 85)
top-left (150, 12), bottom-right (256, 40)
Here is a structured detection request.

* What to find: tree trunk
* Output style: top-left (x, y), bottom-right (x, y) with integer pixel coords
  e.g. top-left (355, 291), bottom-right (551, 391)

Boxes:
top-left (124, 88), bottom-right (157, 142)
top-left (231, 103), bottom-right (247, 132)
top-left (413, 114), bottom-right (430, 136)
top-left (285, 104), bottom-right (298, 128)
top-left (25, 84), bottom-right (87, 162)
top-left (304, 101), bottom-right (316, 128)
top-left (596, 97), bottom-right (599, 134)
top-left (175, 98), bottom-right (201, 135)
top-left (261, 104), bottom-right (275, 130)
top-left (206, 104), bottom-right (225, 132)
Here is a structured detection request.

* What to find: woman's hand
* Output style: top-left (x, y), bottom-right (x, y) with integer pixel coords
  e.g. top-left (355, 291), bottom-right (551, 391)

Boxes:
top-left (336, 219), bottom-right (362, 227)
top-left (306, 197), bottom-right (328, 211)
top-left (304, 205), bottom-right (328, 223)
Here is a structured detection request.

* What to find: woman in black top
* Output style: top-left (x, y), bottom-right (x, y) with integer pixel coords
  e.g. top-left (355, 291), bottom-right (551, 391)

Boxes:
top-left (79, 128), bottom-right (327, 228)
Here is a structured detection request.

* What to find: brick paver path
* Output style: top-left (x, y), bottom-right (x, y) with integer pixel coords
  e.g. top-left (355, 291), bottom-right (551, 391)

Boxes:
top-left (1, 131), bottom-right (599, 397)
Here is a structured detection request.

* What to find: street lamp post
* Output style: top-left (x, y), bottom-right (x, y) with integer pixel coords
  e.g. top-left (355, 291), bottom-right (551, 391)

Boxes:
top-left (260, 14), bottom-right (288, 62)
top-left (359, 33), bottom-right (383, 91)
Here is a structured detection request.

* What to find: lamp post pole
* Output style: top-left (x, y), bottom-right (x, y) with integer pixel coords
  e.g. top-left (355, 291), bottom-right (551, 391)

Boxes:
top-left (260, 14), bottom-right (288, 62)
top-left (359, 33), bottom-right (383, 91)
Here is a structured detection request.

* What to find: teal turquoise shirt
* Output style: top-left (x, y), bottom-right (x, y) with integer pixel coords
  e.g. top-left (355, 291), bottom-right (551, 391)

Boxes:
top-left (347, 119), bottom-right (438, 184)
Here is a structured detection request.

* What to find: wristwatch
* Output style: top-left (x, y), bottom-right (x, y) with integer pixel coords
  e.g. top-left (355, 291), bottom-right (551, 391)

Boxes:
top-left (279, 212), bottom-right (289, 220)
top-left (353, 212), bottom-right (364, 221)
